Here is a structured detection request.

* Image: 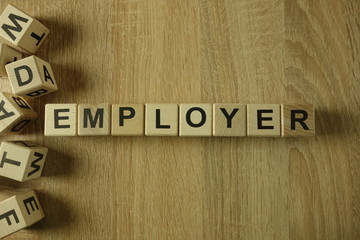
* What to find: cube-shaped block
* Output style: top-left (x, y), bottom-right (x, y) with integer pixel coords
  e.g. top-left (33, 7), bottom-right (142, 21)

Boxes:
top-left (6, 56), bottom-right (58, 99)
top-left (247, 104), bottom-right (281, 137)
top-left (0, 141), bottom-right (48, 182)
top-left (0, 190), bottom-right (45, 239)
top-left (145, 104), bottom-right (178, 136)
top-left (112, 104), bottom-right (144, 136)
top-left (179, 104), bottom-right (212, 137)
top-left (213, 103), bottom-right (246, 137)
top-left (0, 43), bottom-right (22, 76)
top-left (45, 104), bottom-right (77, 136)
top-left (78, 104), bottom-right (110, 136)
top-left (0, 92), bottom-right (37, 135)
top-left (0, 4), bottom-right (49, 54)
top-left (281, 104), bottom-right (315, 137)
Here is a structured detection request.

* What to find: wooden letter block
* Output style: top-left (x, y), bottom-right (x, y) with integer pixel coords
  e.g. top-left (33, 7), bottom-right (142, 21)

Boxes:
top-left (78, 104), bottom-right (110, 136)
top-left (0, 4), bottom-right (49, 54)
top-left (0, 190), bottom-right (44, 239)
top-left (44, 104), bottom-right (77, 136)
top-left (247, 104), bottom-right (281, 137)
top-left (0, 43), bottom-right (22, 76)
top-left (112, 104), bottom-right (144, 136)
top-left (213, 103), bottom-right (246, 137)
top-left (281, 104), bottom-right (315, 137)
top-left (0, 141), bottom-right (48, 182)
top-left (0, 92), bottom-right (37, 135)
top-left (6, 56), bottom-right (58, 99)
top-left (179, 104), bottom-right (212, 137)
top-left (145, 104), bottom-right (178, 136)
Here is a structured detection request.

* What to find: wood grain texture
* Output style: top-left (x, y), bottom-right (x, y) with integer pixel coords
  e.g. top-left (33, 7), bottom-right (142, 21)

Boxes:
top-left (0, 0), bottom-right (359, 239)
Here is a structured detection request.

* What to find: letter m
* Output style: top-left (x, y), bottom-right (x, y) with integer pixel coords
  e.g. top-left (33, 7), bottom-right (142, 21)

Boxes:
top-left (2, 13), bottom-right (29, 41)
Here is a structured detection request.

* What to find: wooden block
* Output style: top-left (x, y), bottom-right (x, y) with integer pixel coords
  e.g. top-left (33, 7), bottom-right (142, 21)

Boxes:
top-left (247, 104), bottom-right (281, 137)
top-left (0, 92), bottom-right (37, 135)
top-left (213, 103), bottom-right (246, 137)
top-left (112, 104), bottom-right (144, 136)
top-left (78, 104), bottom-right (110, 136)
top-left (0, 43), bottom-right (22, 76)
top-left (0, 190), bottom-right (44, 239)
top-left (44, 104), bottom-right (77, 136)
top-left (281, 104), bottom-right (315, 137)
top-left (0, 4), bottom-right (49, 54)
top-left (6, 56), bottom-right (58, 99)
top-left (0, 141), bottom-right (48, 182)
top-left (179, 104), bottom-right (212, 137)
top-left (145, 104), bottom-right (178, 136)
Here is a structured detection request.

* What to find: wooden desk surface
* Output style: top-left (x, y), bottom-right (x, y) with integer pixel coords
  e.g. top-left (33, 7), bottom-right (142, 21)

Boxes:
top-left (0, 0), bottom-right (359, 239)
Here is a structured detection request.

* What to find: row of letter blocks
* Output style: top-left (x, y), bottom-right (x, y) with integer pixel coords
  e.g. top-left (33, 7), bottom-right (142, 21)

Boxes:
top-left (0, 190), bottom-right (44, 238)
top-left (45, 103), bottom-right (315, 137)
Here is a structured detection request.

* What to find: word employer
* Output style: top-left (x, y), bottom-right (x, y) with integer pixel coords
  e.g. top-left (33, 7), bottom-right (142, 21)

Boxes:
top-left (44, 104), bottom-right (315, 137)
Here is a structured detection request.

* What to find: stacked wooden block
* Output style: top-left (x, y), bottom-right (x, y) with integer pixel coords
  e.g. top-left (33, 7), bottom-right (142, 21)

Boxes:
top-left (45, 103), bottom-right (315, 137)
top-left (0, 4), bottom-right (54, 238)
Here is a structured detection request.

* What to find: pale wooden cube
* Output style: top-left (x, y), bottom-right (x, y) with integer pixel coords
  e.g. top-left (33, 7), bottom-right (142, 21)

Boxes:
top-left (0, 92), bottom-right (37, 135)
top-left (0, 43), bottom-right (22, 76)
top-left (111, 104), bottom-right (144, 136)
top-left (0, 190), bottom-right (44, 239)
top-left (78, 104), bottom-right (110, 136)
top-left (6, 56), bottom-right (58, 99)
top-left (247, 104), bottom-right (281, 137)
top-left (44, 104), bottom-right (77, 136)
top-left (281, 104), bottom-right (315, 137)
top-left (213, 103), bottom-right (247, 137)
top-left (179, 104), bottom-right (212, 137)
top-left (145, 104), bottom-right (178, 136)
top-left (0, 141), bottom-right (48, 182)
top-left (0, 4), bottom-right (49, 54)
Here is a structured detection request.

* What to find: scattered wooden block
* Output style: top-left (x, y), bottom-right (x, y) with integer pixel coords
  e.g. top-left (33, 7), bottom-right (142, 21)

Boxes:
top-left (145, 104), bottom-right (178, 136)
top-left (0, 4), bottom-right (49, 54)
top-left (6, 56), bottom-right (58, 99)
top-left (0, 43), bottom-right (22, 76)
top-left (78, 104), bottom-right (110, 136)
top-left (112, 104), bottom-right (144, 136)
top-left (247, 104), bottom-right (281, 137)
top-left (0, 189), bottom-right (44, 239)
top-left (179, 104), bottom-right (212, 137)
top-left (0, 141), bottom-right (48, 182)
top-left (0, 92), bottom-right (37, 135)
top-left (213, 103), bottom-right (246, 137)
top-left (44, 104), bottom-right (77, 136)
top-left (281, 104), bottom-right (315, 137)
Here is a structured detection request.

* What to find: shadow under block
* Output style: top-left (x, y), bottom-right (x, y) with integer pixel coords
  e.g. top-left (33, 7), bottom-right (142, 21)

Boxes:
top-left (145, 104), bottom-right (178, 136)
top-left (281, 104), bottom-right (315, 137)
top-left (44, 104), bottom-right (77, 136)
top-left (0, 92), bottom-right (37, 135)
top-left (179, 104), bottom-right (212, 137)
top-left (112, 104), bottom-right (144, 136)
top-left (6, 55), bottom-right (58, 99)
top-left (78, 104), bottom-right (110, 136)
top-left (213, 103), bottom-right (246, 137)
top-left (0, 141), bottom-right (48, 182)
top-left (0, 43), bottom-right (22, 76)
top-left (0, 4), bottom-right (49, 54)
top-left (247, 104), bottom-right (281, 137)
top-left (0, 190), bottom-right (44, 239)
